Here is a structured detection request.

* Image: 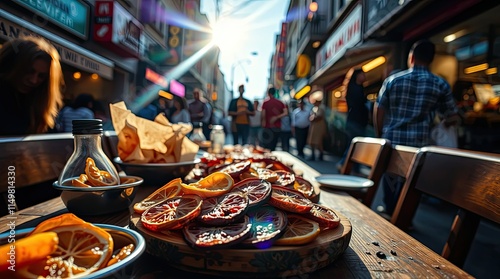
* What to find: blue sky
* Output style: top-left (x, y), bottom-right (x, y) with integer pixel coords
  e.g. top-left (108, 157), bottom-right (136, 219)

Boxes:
top-left (200, 0), bottom-right (289, 101)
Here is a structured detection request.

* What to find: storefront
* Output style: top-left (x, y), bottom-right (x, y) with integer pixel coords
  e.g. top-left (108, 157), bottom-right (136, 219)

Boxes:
top-left (0, 8), bottom-right (117, 106)
top-left (307, 3), bottom-right (395, 154)
top-left (366, 0), bottom-right (500, 152)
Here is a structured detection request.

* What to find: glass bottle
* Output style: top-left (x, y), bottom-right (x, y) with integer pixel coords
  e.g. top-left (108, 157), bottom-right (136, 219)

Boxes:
top-left (210, 125), bottom-right (225, 154)
top-left (58, 119), bottom-right (120, 186)
top-left (189, 122), bottom-right (206, 144)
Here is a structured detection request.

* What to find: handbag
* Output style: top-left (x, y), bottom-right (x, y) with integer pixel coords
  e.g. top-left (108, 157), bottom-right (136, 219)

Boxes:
top-left (430, 120), bottom-right (458, 148)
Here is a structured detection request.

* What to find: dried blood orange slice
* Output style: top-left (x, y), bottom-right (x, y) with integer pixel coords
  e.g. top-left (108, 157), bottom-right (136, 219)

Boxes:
top-left (274, 214), bottom-right (320, 246)
top-left (133, 178), bottom-right (182, 214)
top-left (251, 158), bottom-right (293, 173)
top-left (273, 170), bottom-right (295, 187)
top-left (255, 168), bottom-right (279, 183)
top-left (232, 178), bottom-right (272, 208)
top-left (197, 190), bottom-right (249, 226)
top-left (141, 195), bottom-right (203, 231)
top-left (307, 203), bottom-right (340, 230)
top-left (219, 161), bottom-right (251, 180)
top-left (181, 172), bottom-right (234, 198)
top-left (269, 186), bottom-right (313, 214)
top-left (241, 206), bottom-right (288, 249)
top-left (293, 176), bottom-right (315, 200)
top-left (183, 215), bottom-right (252, 250)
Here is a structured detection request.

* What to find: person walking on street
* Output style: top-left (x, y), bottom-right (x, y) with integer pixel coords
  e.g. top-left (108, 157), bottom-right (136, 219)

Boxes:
top-left (188, 88), bottom-right (212, 139)
top-left (280, 104), bottom-right (292, 152)
top-left (248, 100), bottom-right (262, 146)
top-left (228, 85), bottom-right (255, 145)
top-left (373, 39), bottom-right (459, 215)
top-left (261, 87), bottom-right (287, 151)
top-left (307, 91), bottom-right (328, 161)
top-left (170, 95), bottom-right (191, 124)
top-left (337, 68), bottom-right (369, 171)
top-left (292, 99), bottom-right (310, 158)
top-left (0, 36), bottom-right (64, 136)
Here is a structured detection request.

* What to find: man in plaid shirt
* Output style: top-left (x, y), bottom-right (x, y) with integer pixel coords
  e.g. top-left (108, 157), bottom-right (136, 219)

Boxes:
top-left (373, 39), bottom-right (459, 216)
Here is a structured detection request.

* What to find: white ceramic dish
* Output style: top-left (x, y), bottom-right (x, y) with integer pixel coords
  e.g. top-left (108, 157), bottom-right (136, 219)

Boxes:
top-left (315, 174), bottom-right (374, 190)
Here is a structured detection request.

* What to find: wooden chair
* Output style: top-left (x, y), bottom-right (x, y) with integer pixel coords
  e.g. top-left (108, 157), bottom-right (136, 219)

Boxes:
top-left (340, 137), bottom-right (392, 206)
top-left (0, 133), bottom-right (74, 215)
top-left (391, 146), bottom-right (500, 267)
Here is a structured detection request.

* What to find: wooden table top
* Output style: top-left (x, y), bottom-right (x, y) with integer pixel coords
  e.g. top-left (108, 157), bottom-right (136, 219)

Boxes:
top-left (0, 151), bottom-right (472, 278)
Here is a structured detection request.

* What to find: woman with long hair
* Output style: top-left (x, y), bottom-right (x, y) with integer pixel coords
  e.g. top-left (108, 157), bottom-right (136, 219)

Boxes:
top-left (0, 36), bottom-right (64, 135)
top-left (170, 96), bottom-right (191, 124)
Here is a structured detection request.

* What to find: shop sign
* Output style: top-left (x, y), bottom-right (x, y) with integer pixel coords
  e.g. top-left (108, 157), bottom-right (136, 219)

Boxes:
top-left (145, 67), bottom-right (168, 88)
top-left (94, 0), bottom-right (144, 57)
top-left (316, 5), bottom-right (362, 73)
top-left (13, 0), bottom-right (89, 39)
top-left (365, 0), bottom-right (412, 37)
top-left (274, 22), bottom-right (287, 89)
top-left (0, 15), bottom-right (113, 80)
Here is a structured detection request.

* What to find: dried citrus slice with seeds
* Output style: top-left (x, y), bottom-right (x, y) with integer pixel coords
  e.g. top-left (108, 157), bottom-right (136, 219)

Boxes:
top-left (275, 214), bottom-right (320, 246)
top-left (0, 232), bottom-right (58, 271)
top-left (134, 178), bottom-right (183, 214)
top-left (141, 195), bottom-right (203, 231)
top-left (307, 203), bottom-right (341, 230)
top-left (183, 215), bottom-right (252, 250)
top-left (241, 206), bottom-right (288, 249)
top-left (269, 186), bottom-right (313, 214)
top-left (232, 178), bottom-right (272, 208)
top-left (106, 243), bottom-right (135, 267)
top-left (19, 213), bottom-right (113, 279)
top-left (181, 172), bottom-right (234, 198)
top-left (197, 190), bottom-right (249, 226)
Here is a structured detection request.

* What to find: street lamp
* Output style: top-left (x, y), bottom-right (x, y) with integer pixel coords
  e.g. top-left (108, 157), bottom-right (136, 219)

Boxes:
top-left (230, 52), bottom-right (258, 95)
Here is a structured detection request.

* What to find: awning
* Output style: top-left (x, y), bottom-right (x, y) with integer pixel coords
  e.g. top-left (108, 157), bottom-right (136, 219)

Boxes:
top-left (309, 41), bottom-right (393, 86)
top-left (0, 9), bottom-right (114, 80)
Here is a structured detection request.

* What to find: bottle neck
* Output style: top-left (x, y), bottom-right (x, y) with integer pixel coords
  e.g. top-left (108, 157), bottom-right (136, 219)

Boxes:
top-left (74, 134), bottom-right (103, 151)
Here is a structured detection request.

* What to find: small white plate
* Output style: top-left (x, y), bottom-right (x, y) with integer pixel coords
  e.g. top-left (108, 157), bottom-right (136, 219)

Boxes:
top-left (315, 174), bottom-right (374, 190)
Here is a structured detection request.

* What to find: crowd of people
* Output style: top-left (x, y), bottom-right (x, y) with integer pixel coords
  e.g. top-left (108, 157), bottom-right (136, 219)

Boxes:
top-left (0, 36), bottom-right (459, 216)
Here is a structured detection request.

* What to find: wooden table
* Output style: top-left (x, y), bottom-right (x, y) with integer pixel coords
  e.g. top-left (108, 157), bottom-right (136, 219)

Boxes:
top-left (0, 151), bottom-right (472, 278)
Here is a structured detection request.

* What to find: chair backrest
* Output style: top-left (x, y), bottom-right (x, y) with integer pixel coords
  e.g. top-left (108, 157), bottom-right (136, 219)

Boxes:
top-left (391, 146), bottom-right (500, 267)
top-left (340, 137), bottom-right (392, 206)
top-left (0, 133), bottom-right (74, 213)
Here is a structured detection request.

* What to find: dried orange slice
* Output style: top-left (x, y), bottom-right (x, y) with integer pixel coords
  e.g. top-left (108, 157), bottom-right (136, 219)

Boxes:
top-left (197, 190), bottom-right (249, 226)
top-left (85, 157), bottom-right (117, 186)
top-left (133, 178), bottom-right (183, 214)
top-left (256, 168), bottom-right (279, 183)
top-left (269, 186), bottom-right (313, 214)
top-left (181, 172), bottom-right (234, 198)
top-left (275, 214), bottom-right (320, 246)
top-left (293, 176), bottom-right (315, 199)
top-left (141, 195), bottom-right (203, 231)
top-left (107, 243), bottom-right (135, 267)
top-left (71, 174), bottom-right (92, 188)
top-left (20, 213), bottom-right (113, 278)
top-left (0, 232), bottom-right (58, 271)
top-left (307, 204), bottom-right (341, 230)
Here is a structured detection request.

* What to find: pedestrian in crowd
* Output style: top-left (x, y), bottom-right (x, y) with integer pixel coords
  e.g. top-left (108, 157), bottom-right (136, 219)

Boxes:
top-left (373, 39), bottom-right (459, 215)
top-left (0, 36), bottom-right (64, 136)
top-left (170, 95), bottom-right (191, 123)
top-left (57, 93), bottom-right (95, 132)
top-left (228, 84), bottom-right (255, 145)
top-left (261, 87), bottom-right (287, 150)
top-left (137, 99), bottom-right (159, 121)
top-left (248, 99), bottom-right (262, 146)
top-left (188, 88), bottom-right (212, 139)
top-left (280, 103), bottom-right (292, 152)
top-left (307, 91), bottom-right (327, 161)
top-left (337, 68), bottom-right (369, 171)
top-left (292, 99), bottom-right (310, 158)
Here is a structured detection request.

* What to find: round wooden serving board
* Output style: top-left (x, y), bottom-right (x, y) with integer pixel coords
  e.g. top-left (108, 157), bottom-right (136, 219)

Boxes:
top-left (130, 212), bottom-right (352, 278)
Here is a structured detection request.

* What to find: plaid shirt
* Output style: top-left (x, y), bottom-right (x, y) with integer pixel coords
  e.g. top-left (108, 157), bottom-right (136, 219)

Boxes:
top-left (377, 66), bottom-right (457, 147)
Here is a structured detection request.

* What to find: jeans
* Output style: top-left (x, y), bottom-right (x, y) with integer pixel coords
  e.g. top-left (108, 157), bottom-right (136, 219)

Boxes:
top-left (261, 127), bottom-right (280, 151)
top-left (248, 126), bottom-right (261, 146)
top-left (294, 126), bottom-right (309, 156)
top-left (234, 124), bottom-right (250, 145)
